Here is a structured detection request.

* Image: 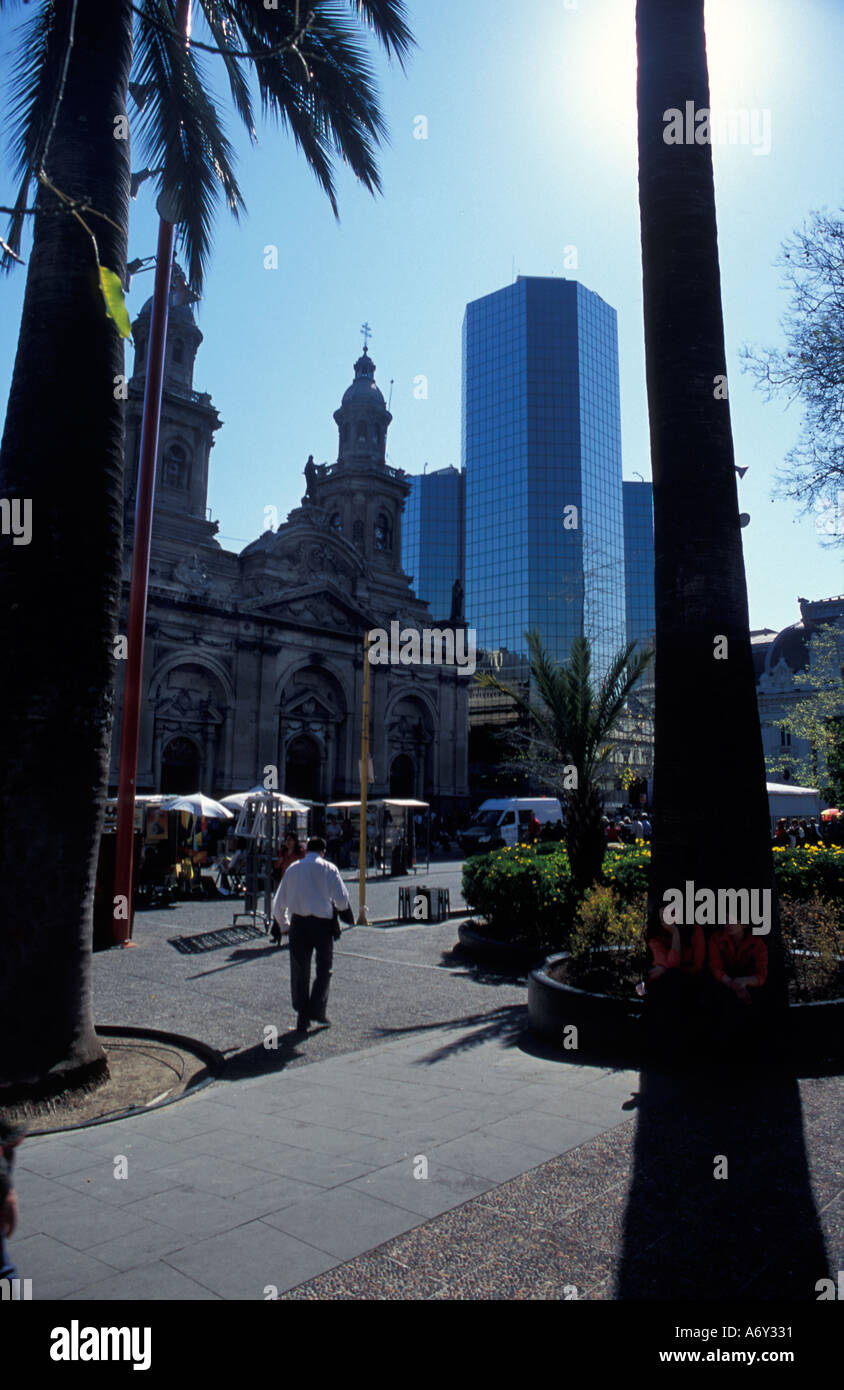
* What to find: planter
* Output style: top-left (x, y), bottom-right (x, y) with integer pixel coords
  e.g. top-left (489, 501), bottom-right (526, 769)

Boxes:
top-left (528, 951), bottom-right (642, 1059)
top-left (787, 995), bottom-right (844, 1059)
top-left (529, 952), bottom-right (844, 1062)
top-left (457, 921), bottom-right (546, 971)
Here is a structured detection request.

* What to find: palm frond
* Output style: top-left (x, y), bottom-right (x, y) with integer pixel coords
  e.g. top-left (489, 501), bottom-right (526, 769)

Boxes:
top-left (133, 0), bottom-right (244, 288)
top-left (346, 0), bottom-right (415, 67)
top-left (194, 0), bottom-right (255, 139)
top-left (2, 0), bottom-right (57, 269)
top-left (213, 2), bottom-right (395, 208)
top-left (593, 643), bottom-right (653, 744)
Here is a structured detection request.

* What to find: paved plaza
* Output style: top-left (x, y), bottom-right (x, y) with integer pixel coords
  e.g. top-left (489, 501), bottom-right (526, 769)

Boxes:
top-left (9, 869), bottom-right (843, 1302)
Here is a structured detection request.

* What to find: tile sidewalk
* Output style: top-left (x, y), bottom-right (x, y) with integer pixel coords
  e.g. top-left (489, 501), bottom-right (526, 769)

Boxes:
top-left (13, 1025), bottom-right (640, 1301)
top-left (13, 1030), bottom-right (841, 1301)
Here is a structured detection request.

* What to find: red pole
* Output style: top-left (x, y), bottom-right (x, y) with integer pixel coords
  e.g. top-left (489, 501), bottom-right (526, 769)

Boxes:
top-left (113, 0), bottom-right (191, 945)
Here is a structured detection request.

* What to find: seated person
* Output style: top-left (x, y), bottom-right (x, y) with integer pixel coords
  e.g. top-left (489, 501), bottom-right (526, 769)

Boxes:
top-left (641, 910), bottom-right (706, 1051)
top-left (646, 910), bottom-right (705, 984)
top-left (708, 917), bottom-right (768, 1007)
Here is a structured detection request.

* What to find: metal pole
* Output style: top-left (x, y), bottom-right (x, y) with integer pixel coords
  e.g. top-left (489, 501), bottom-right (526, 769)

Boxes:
top-left (113, 0), bottom-right (191, 945)
top-left (357, 631), bottom-right (371, 925)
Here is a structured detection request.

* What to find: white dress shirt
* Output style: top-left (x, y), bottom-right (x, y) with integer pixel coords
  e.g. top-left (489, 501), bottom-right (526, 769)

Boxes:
top-left (272, 852), bottom-right (350, 926)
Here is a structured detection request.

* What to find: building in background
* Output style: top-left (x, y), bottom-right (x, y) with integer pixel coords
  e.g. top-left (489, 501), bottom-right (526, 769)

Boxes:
top-left (462, 276), bottom-right (626, 685)
top-left (111, 278), bottom-right (469, 810)
top-left (402, 465), bottom-right (465, 619)
top-left (462, 277), bottom-right (627, 796)
top-left (622, 479), bottom-right (655, 658)
top-left (754, 595), bottom-right (844, 800)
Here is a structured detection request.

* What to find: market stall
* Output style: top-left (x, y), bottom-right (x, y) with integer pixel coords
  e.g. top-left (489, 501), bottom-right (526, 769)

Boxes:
top-left (325, 799), bottom-right (430, 875)
top-left (225, 788), bottom-right (309, 929)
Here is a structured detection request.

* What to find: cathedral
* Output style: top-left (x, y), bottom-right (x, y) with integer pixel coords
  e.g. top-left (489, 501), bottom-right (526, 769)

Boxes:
top-left (108, 274), bottom-right (470, 810)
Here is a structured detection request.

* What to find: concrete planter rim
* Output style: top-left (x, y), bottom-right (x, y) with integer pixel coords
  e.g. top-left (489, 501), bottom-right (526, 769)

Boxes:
top-left (532, 949), bottom-right (642, 1008)
top-left (534, 949), bottom-right (844, 1011)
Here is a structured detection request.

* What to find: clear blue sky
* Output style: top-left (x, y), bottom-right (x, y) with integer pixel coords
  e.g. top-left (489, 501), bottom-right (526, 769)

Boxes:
top-left (2, 0), bottom-right (842, 633)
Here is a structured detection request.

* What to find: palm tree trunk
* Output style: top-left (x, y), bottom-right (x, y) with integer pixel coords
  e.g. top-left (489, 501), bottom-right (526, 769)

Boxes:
top-left (636, 1), bottom-right (785, 1009)
top-left (0, 0), bottom-right (134, 1093)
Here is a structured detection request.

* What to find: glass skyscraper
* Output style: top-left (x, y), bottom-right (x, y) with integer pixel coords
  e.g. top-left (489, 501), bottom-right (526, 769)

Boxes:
top-left (622, 480), bottom-right (656, 655)
top-left (402, 465), bottom-right (465, 619)
top-left (463, 277), bottom-right (626, 679)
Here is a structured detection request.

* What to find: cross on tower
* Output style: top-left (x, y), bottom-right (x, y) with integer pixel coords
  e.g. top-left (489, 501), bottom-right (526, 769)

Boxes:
top-left (360, 322), bottom-right (372, 349)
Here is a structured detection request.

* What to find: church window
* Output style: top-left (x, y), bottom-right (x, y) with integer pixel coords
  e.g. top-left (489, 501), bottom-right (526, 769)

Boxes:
top-left (330, 512), bottom-right (343, 534)
top-left (163, 442), bottom-right (191, 490)
top-left (780, 727), bottom-right (791, 746)
top-left (353, 519), bottom-right (364, 547)
top-left (374, 513), bottom-right (392, 552)
top-left (356, 421), bottom-right (367, 441)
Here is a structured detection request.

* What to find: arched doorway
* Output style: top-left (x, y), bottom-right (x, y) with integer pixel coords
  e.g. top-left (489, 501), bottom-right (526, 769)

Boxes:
top-left (160, 736), bottom-right (201, 795)
top-left (285, 734), bottom-right (322, 801)
top-left (390, 753), bottom-right (415, 798)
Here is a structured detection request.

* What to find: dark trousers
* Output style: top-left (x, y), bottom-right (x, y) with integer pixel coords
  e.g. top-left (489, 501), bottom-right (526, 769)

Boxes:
top-left (288, 914), bottom-right (335, 1019)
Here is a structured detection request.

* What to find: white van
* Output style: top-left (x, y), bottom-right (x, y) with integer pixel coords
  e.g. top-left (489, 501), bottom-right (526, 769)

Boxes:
top-left (458, 797), bottom-right (564, 853)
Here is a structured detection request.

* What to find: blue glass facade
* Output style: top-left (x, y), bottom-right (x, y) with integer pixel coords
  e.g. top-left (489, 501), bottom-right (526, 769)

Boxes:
top-left (463, 277), bottom-right (625, 678)
top-left (402, 466), bottom-right (465, 619)
top-left (622, 480), bottom-right (656, 655)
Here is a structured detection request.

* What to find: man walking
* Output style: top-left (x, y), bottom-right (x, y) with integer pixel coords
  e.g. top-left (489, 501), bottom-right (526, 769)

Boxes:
top-left (272, 836), bottom-right (353, 1033)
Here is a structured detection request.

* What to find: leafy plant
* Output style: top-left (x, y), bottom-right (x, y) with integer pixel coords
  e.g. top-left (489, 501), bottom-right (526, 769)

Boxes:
top-left (566, 886), bottom-right (647, 993)
top-left (779, 895), bottom-right (844, 1002)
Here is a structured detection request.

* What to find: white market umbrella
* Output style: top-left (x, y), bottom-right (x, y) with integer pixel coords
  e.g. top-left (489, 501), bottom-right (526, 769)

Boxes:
top-left (161, 792), bottom-right (234, 820)
top-left (220, 787), bottom-right (308, 813)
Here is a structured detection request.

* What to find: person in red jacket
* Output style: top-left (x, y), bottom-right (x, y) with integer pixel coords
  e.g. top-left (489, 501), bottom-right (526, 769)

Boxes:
top-left (646, 911), bottom-right (706, 983)
top-left (708, 918), bottom-right (768, 1004)
top-left (706, 917), bottom-right (769, 1050)
top-left (641, 909), bottom-right (706, 1054)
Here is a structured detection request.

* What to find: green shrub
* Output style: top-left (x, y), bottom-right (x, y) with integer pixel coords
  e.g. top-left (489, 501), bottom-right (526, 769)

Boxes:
top-left (602, 843), bottom-right (651, 899)
top-left (771, 845), bottom-right (844, 901)
top-left (461, 844), bottom-right (578, 948)
top-left (603, 842), bottom-right (844, 904)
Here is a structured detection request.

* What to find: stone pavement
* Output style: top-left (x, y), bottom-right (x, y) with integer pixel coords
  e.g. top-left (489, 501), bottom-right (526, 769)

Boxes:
top-left (12, 1022), bottom-right (843, 1301)
top-left (12, 1024), bottom-right (640, 1300)
top-left (280, 1069), bottom-right (844, 1302)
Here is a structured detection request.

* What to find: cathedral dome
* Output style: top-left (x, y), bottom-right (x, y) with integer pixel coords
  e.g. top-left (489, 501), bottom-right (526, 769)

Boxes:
top-left (765, 621), bottom-right (810, 677)
top-left (341, 346), bottom-right (386, 408)
top-left (134, 265), bottom-right (201, 333)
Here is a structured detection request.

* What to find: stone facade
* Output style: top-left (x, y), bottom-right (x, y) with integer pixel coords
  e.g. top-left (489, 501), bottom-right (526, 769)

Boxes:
top-left (753, 595), bottom-right (844, 790)
top-left (109, 277), bottom-right (470, 810)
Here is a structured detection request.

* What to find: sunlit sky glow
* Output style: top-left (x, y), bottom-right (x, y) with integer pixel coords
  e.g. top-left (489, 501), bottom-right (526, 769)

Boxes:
top-left (1, 0), bottom-right (842, 633)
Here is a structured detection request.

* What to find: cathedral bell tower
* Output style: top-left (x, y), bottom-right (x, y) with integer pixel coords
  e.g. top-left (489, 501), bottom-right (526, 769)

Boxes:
top-left (316, 345), bottom-right (409, 575)
top-left (124, 266), bottom-right (221, 550)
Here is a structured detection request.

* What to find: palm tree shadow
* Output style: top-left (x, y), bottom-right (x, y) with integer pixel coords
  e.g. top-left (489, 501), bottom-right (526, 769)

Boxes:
top-left (372, 1003), bottom-right (528, 1060)
top-left (616, 1058), bottom-right (831, 1299)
